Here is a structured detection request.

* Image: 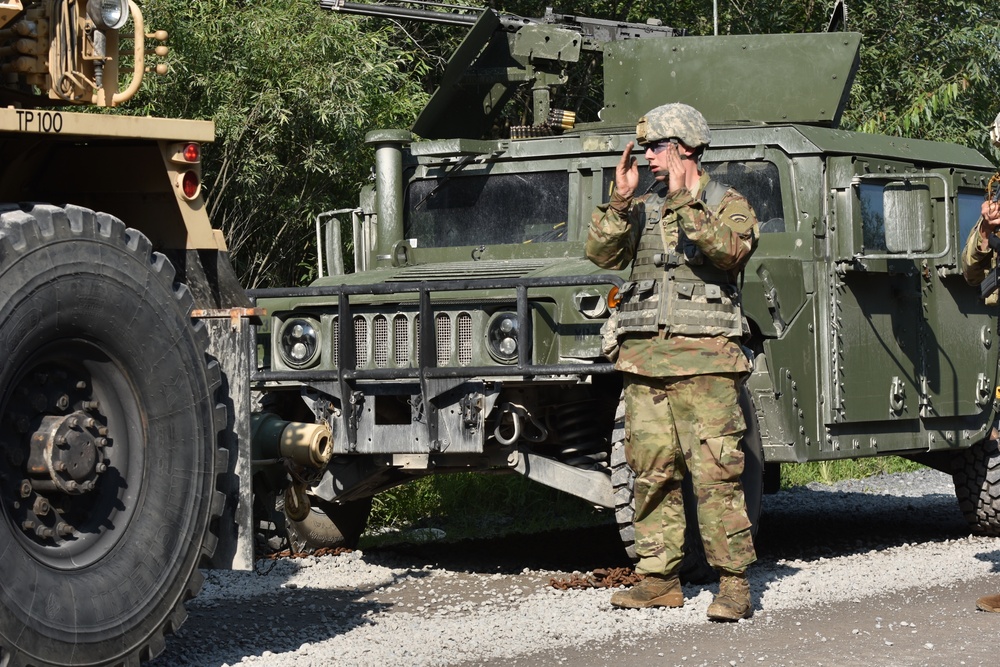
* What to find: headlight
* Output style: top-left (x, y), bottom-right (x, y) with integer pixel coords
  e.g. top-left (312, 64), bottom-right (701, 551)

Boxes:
top-left (87, 0), bottom-right (129, 31)
top-left (486, 312), bottom-right (519, 363)
top-left (278, 318), bottom-right (320, 368)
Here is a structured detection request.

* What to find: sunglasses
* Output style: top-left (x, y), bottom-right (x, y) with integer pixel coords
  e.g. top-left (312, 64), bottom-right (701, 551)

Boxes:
top-left (646, 138), bottom-right (679, 155)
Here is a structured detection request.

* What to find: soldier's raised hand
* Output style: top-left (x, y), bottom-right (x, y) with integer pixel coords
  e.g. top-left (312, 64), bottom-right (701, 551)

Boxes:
top-left (615, 141), bottom-right (639, 199)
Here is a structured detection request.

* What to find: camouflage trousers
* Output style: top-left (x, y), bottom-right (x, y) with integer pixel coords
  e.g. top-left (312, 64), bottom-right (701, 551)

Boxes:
top-left (624, 372), bottom-right (757, 577)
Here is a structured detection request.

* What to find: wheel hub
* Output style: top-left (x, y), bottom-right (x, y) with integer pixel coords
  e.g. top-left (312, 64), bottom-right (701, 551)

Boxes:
top-left (3, 366), bottom-right (112, 544)
top-left (27, 410), bottom-right (109, 494)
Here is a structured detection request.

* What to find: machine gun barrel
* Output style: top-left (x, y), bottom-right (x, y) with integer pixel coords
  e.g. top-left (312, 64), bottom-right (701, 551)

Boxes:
top-left (319, 0), bottom-right (483, 27)
top-left (319, 0), bottom-right (682, 39)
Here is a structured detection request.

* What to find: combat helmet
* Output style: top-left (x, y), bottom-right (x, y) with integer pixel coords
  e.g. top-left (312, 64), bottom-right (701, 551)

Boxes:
top-left (635, 103), bottom-right (711, 148)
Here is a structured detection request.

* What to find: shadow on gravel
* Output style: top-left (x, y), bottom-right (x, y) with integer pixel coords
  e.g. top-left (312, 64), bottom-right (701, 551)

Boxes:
top-left (148, 567), bottom-right (428, 667)
top-left (367, 483), bottom-right (971, 578)
top-left (974, 549), bottom-right (1000, 573)
top-left (366, 522), bottom-right (631, 575)
top-left (756, 486), bottom-right (968, 562)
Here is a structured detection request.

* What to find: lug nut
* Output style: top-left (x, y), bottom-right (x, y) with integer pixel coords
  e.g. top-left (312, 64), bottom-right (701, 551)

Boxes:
top-left (35, 525), bottom-right (54, 539)
top-left (83, 400), bottom-right (100, 410)
top-left (75, 381), bottom-right (86, 390)
top-left (67, 417), bottom-right (79, 429)
top-left (56, 522), bottom-right (73, 536)
top-left (97, 426), bottom-right (108, 437)
top-left (21, 519), bottom-right (35, 531)
top-left (95, 462), bottom-right (107, 473)
top-left (19, 480), bottom-right (31, 498)
top-left (64, 480), bottom-right (78, 491)
top-left (96, 437), bottom-right (108, 448)
top-left (55, 394), bottom-right (69, 410)
top-left (53, 461), bottom-right (66, 472)
top-left (32, 496), bottom-right (50, 516)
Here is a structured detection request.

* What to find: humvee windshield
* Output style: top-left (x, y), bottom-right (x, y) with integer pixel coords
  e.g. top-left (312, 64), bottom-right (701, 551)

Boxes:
top-left (404, 172), bottom-right (570, 247)
top-left (601, 160), bottom-right (786, 232)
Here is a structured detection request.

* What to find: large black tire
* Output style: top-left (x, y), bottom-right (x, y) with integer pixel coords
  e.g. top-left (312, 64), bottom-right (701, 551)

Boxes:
top-left (285, 496), bottom-right (373, 553)
top-left (0, 205), bottom-right (226, 666)
top-left (952, 435), bottom-right (1000, 535)
top-left (611, 385), bottom-right (764, 583)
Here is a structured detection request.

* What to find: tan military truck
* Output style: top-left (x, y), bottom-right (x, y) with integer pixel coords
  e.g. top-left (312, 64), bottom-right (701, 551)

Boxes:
top-left (0, 1), bottom-right (255, 665)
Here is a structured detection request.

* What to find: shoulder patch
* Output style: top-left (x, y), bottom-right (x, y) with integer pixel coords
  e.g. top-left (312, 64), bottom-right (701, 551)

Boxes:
top-left (729, 213), bottom-right (748, 224)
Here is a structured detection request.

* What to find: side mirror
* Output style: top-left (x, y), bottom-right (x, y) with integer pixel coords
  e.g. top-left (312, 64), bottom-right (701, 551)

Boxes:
top-left (883, 180), bottom-right (931, 253)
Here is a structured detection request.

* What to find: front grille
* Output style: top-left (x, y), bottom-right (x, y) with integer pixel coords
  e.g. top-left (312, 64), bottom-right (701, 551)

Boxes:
top-left (330, 311), bottom-right (474, 369)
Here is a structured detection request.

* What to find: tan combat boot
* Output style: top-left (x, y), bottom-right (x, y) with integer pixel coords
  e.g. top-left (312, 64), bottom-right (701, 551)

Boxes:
top-left (610, 574), bottom-right (684, 609)
top-left (976, 594), bottom-right (1000, 612)
top-left (707, 573), bottom-right (752, 621)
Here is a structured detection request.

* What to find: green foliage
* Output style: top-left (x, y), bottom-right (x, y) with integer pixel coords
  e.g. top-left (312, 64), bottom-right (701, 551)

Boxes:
top-left (129, 0), bottom-right (431, 287)
top-left (118, 0), bottom-right (998, 286)
top-left (365, 472), bottom-right (603, 541)
top-left (843, 0), bottom-right (1000, 156)
top-left (780, 456), bottom-right (925, 489)
top-left (361, 456), bottom-right (928, 543)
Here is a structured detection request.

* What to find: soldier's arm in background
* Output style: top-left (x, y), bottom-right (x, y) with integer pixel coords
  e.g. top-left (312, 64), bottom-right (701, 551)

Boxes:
top-left (670, 188), bottom-right (759, 273)
top-left (961, 199), bottom-right (1000, 287)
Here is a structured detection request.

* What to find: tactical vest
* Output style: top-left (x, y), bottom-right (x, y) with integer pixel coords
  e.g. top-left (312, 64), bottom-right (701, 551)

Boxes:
top-left (616, 180), bottom-right (744, 338)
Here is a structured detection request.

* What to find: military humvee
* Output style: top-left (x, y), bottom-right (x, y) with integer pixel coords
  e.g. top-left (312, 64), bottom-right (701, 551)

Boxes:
top-left (0, 2), bottom-right (257, 665)
top-left (251, 1), bottom-right (1000, 564)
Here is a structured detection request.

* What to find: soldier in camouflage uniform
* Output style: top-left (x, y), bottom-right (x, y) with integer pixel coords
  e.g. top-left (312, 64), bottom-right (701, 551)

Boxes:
top-left (961, 197), bottom-right (1000, 297)
top-left (586, 103), bottom-right (759, 621)
top-left (961, 188), bottom-right (1000, 614)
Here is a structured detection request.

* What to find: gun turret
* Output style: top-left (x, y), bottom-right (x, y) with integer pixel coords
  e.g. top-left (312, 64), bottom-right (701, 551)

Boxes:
top-left (0, 0), bottom-right (168, 107)
top-left (322, 1), bottom-right (682, 139)
top-left (324, 1), bottom-right (861, 141)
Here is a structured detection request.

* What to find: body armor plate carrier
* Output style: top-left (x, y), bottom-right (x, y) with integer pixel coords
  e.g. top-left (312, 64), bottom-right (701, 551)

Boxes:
top-left (616, 180), bottom-right (743, 338)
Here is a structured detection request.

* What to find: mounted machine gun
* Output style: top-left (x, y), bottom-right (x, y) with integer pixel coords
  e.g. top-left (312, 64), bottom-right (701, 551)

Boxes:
top-left (321, 0), bottom-right (683, 138)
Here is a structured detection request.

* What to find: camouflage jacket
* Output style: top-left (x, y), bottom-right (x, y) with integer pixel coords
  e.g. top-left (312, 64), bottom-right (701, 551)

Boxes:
top-left (586, 171), bottom-right (759, 378)
top-left (962, 216), bottom-right (997, 305)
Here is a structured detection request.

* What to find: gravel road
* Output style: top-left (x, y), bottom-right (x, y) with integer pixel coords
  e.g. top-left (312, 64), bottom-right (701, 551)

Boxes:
top-left (149, 469), bottom-right (1000, 667)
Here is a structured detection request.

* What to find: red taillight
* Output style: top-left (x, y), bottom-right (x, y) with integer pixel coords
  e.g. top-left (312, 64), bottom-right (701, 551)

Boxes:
top-left (181, 171), bottom-right (200, 199)
top-left (183, 142), bottom-right (201, 163)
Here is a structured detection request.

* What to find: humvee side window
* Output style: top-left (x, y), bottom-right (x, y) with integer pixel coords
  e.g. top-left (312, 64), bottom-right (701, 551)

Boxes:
top-left (602, 161), bottom-right (785, 232)
top-left (705, 162), bottom-right (785, 232)
top-left (958, 190), bottom-right (985, 246)
top-left (859, 182), bottom-right (887, 252)
top-left (404, 172), bottom-right (569, 247)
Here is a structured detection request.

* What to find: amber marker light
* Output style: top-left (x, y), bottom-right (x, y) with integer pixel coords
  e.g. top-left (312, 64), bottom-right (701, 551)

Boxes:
top-left (607, 285), bottom-right (620, 309)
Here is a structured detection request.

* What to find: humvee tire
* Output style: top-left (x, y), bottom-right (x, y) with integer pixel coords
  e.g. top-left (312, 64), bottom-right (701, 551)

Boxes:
top-left (952, 435), bottom-right (1000, 536)
top-left (611, 385), bottom-right (764, 583)
top-left (0, 205), bottom-right (226, 667)
top-left (286, 496), bottom-right (373, 553)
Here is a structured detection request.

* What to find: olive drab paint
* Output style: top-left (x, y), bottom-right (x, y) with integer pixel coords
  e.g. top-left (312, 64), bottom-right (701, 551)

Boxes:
top-left (255, 1), bottom-right (1000, 589)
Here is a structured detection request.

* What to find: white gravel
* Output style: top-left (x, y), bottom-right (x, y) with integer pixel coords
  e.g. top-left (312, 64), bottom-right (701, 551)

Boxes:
top-left (150, 469), bottom-right (1000, 666)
